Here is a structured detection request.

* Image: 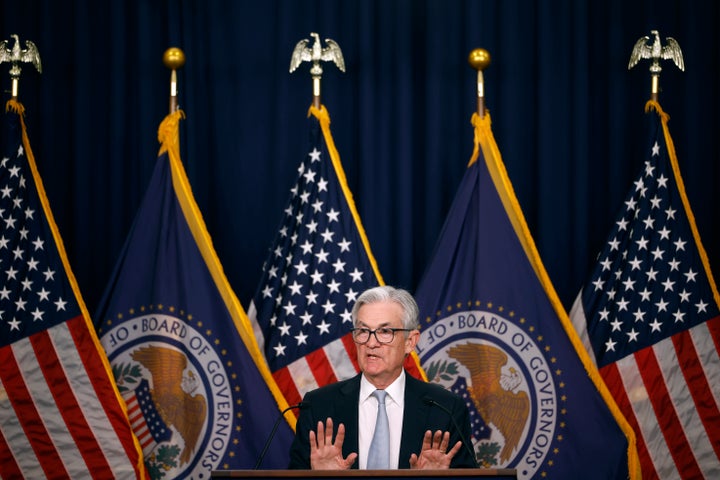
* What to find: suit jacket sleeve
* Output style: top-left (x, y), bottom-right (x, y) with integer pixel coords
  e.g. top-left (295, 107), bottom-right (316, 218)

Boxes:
top-left (288, 376), bottom-right (361, 469)
top-left (400, 375), bottom-right (476, 468)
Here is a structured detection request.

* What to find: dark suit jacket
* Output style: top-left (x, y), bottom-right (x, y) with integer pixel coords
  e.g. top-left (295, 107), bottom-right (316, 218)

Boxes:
top-left (288, 372), bottom-right (476, 469)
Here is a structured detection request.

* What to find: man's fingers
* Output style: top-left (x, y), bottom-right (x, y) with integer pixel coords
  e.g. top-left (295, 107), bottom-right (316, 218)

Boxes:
top-left (421, 430), bottom-right (433, 450)
top-left (309, 430), bottom-right (317, 450)
top-left (316, 420), bottom-right (325, 446)
top-left (344, 452), bottom-right (359, 468)
top-left (438, 431), bottom-right (450, 451)
top-left (334, 422), bottom-right (346, 447)
top-left (324, 418), bottom-right (334, 445)
top-left (432, 430), bottom-right (443, 448)
top-left (448, 440), bottom-right (463, 457)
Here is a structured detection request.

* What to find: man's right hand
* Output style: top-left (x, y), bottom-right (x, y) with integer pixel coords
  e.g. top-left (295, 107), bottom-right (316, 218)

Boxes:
top-left (309, 418), bottom-right (358, 470)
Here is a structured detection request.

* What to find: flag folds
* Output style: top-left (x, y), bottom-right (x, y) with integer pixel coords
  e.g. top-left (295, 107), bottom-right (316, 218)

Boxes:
top-left (95, 110), bottom-right (294, 477)
top-left (0, 100), bottom-right (145, 478)
top-left (414, 112), bottom-right (639, 479)
top-left (570, 101), bottom-right (720, 479)
top-left (249, 105), bottom-right (424, 408)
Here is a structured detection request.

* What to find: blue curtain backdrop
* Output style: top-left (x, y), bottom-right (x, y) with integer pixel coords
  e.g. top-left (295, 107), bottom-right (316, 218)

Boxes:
top-left (2, 0), bottom-right (718, 318)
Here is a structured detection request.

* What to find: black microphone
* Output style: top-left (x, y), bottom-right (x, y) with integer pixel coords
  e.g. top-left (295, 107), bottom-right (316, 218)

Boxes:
top-left (423, 397), bottom-right (479, 468)
top-left (254, 402), bottom-right (307, 469)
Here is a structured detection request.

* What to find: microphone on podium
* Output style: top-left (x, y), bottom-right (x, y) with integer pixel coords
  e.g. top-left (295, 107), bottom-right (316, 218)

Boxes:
top-left (422, 397), bottom-right (478, 468)
top-left (254, 402), bottom-right (308, 469)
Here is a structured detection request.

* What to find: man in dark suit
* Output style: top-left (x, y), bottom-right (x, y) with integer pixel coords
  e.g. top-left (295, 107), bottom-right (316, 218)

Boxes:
top-left (289, 286), bottom-right (476, 470)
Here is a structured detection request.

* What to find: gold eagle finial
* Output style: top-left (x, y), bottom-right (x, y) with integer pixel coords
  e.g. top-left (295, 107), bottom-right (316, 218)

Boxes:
top-left (628, 30), bottom-right (684, 73)
top-left (0, 34), bottom-right (42, 99)
top-left (0, 34), bottom-right (42, 73)
top-left (289, 32), bottom-right (345, 108)
top-left (289, 32), bottom-right (345, 74)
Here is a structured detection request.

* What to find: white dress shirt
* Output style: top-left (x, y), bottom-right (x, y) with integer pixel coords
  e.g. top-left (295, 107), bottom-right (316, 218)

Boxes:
top-left (358, 371), bottom-right (405, 469)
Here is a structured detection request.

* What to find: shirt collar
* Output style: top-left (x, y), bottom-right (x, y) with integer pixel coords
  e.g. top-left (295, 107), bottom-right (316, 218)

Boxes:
top-left (360, 370), bottom-right (406, 406)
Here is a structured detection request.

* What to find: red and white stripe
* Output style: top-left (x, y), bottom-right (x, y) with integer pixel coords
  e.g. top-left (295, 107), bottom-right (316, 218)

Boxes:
top-left (273, 333), bottom-right (360, 406)
top-left (572, 299), bottom-right (720, 479)
top-left (0, 316), bottom-right (144, 479)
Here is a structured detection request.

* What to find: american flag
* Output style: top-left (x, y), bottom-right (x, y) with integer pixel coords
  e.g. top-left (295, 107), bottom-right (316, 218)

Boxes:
top-left (570, 101), bottom-right (720, 479)
top-left (0, 100), bottom-right (145, 478)
top-left (249, 105), bottom-right (424, 407)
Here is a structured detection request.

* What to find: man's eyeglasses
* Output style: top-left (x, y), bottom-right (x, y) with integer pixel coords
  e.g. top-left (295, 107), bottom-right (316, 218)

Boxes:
top-left (351, 327), bottom-right (414, 345)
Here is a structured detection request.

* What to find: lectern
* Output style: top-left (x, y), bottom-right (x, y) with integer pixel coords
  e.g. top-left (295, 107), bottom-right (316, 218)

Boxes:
top-left (211, 468), bottom-right (517, 479)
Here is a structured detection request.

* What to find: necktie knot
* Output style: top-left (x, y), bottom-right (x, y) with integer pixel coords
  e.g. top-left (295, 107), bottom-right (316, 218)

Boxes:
top-left (373, 389), bottom-right (387, 405)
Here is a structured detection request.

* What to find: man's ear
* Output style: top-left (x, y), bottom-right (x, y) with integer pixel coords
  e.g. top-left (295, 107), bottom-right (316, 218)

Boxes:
top-left (405, 329), bottom-right (420, 353)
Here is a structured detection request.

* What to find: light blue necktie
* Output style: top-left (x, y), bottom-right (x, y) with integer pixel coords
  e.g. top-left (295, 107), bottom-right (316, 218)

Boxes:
top-left (367, 389), bottom-right (389, 469)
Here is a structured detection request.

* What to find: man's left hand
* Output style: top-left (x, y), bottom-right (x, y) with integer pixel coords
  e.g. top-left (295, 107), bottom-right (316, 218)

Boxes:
top-left (408, 430), bottom-right (462, 469)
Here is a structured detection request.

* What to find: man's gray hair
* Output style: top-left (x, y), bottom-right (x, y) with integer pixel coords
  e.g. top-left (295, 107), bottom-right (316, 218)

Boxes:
top-left (351, 285), bottom-right (420, 330)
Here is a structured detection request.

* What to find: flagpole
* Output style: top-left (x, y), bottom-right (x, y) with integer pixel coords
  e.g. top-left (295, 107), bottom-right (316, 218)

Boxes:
top-left (163, 47), bottom-right (186, 113)
top-left (468, 48), bottom-right (491, 118)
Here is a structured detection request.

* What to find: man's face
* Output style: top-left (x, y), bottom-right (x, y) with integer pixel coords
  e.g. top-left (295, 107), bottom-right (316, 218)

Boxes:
top-left (355, 300), bottom-right (419, 389)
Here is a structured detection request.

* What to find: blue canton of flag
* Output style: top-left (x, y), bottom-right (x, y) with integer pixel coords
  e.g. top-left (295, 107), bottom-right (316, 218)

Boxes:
top-left (0, 129), bottom-right (80, 342)
top-left (578, 121), bottom-right (718, 366)
top-left (571, 101), bottom-right (720, 480)
top-left (249, 106), bottom-right (381, 408)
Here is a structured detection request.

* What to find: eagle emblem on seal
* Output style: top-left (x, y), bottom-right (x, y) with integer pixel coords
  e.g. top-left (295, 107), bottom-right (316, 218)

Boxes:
top-left (132, 345), bottom-right (208, 465)
top-left (448, 342), bottom-right (530, 463)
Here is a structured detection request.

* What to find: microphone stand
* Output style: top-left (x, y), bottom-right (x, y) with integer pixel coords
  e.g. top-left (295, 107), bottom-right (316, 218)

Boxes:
top-left (254, 403), bottom-right (305, 469)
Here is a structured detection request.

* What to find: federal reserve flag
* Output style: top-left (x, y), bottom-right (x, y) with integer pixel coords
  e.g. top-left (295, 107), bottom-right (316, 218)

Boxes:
top-left (414, 112), bottom-right (639, 479)
top-left (95, 111), bottom-right (294, 478)
top-left (570, 101), bottom-right (720, 479)
top-left (249, 105), bottom-right (424, 408)
top-left (0, 100), bottom-right (146, 478)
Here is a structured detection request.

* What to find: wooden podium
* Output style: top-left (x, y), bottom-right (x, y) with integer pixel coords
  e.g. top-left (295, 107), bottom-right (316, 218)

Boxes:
top-left (211, 468), bottom-right (517, 479)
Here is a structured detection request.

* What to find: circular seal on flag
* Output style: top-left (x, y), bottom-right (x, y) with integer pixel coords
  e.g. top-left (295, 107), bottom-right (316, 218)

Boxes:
top-left (100, 312), bottom-right (236, 479)
top-left (416, 308), bottom-right (560, 479)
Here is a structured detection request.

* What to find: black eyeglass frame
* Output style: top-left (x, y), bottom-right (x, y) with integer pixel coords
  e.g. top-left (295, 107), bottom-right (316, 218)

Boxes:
top-left (350, 327), bottom-right (415, 344)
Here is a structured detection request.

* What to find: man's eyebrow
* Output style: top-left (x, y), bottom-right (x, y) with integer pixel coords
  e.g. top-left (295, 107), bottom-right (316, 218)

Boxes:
top-left (356, 321), bottom-right (393, 328)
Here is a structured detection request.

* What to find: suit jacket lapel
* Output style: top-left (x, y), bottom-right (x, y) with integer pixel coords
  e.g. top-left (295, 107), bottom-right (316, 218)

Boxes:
top-left (398, 374), bottom-right (430, 468)
top-left (339, 374), bottom-right (361, 467)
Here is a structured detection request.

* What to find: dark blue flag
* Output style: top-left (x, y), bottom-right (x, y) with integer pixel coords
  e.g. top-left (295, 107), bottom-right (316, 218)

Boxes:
top-left (414, 112), bottom-right (639, 479)
top-left (95, 111), bottom-right (294, 478)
